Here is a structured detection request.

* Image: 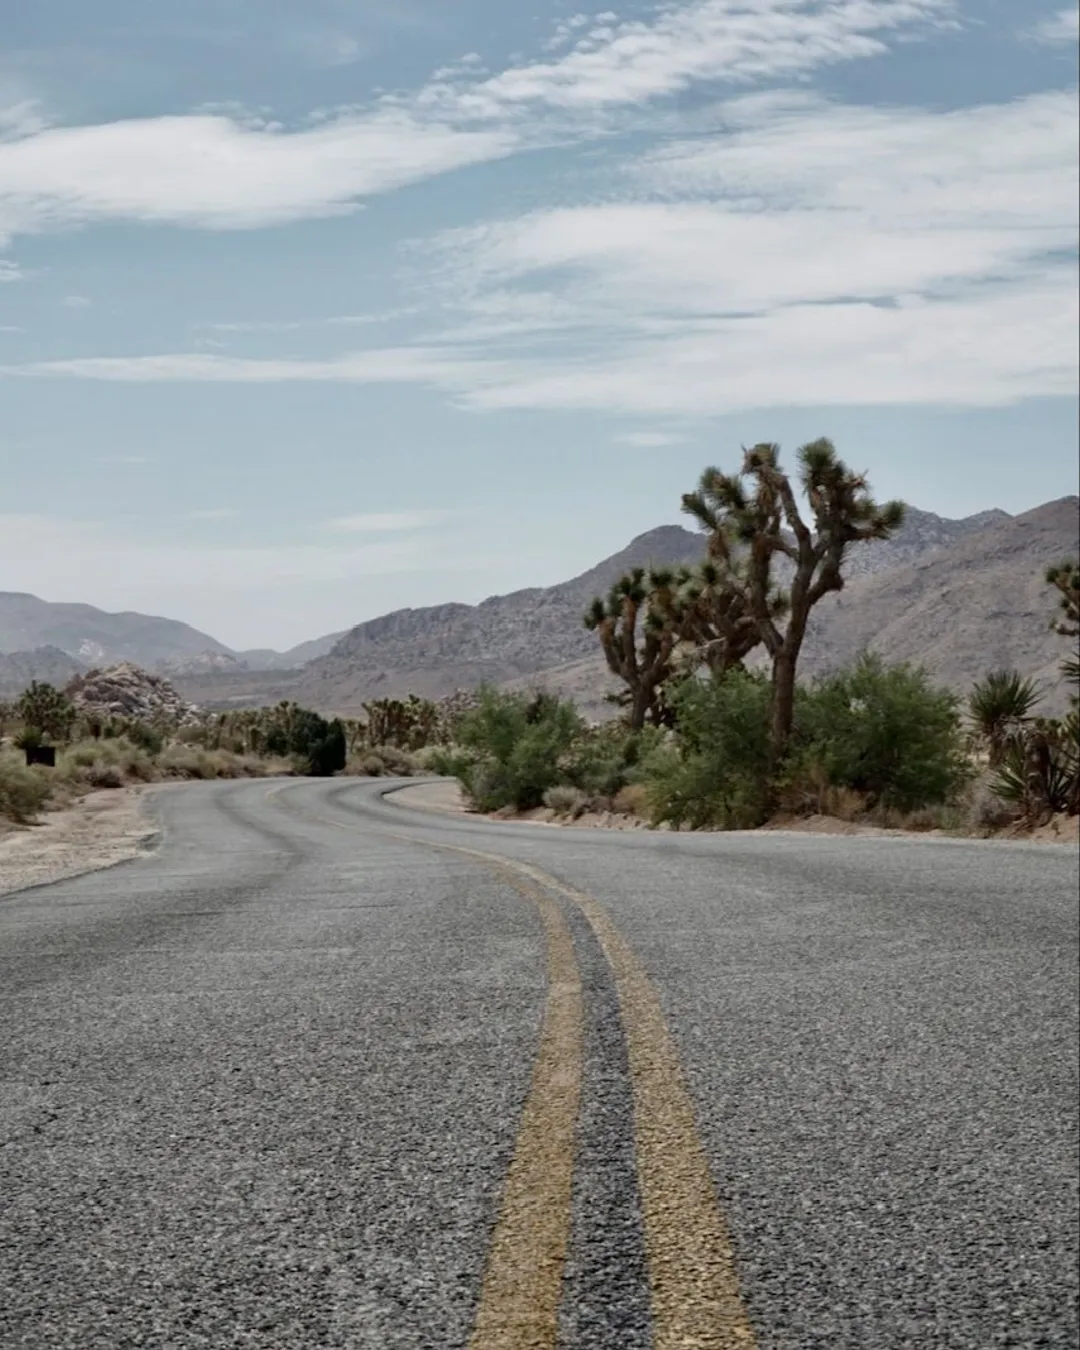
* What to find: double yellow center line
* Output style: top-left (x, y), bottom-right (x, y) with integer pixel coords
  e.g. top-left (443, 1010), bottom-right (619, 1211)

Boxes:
top-left (268, 785), bottom-right (757, 1350)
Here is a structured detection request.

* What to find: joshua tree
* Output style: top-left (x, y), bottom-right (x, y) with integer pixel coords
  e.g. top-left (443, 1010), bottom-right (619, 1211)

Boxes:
top-left (585, 567), bottom-right (684, 730)
top-left (968, 669), bottom-right (1043, 765)
top-left (15, 681), bottom-right (76, 744)
top-left (1046, 559), bottom-right (1079, 636)
top-left (1046, 559), bottom-right (1079, 697)
top-left (682, 440), bottom-right (904, 767)
top-left (672, 558), bottom-right (788, 677)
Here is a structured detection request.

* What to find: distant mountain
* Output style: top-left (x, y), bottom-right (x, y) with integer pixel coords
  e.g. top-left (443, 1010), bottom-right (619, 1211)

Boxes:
top-left (791, 496), bottom-right (1080, 701)
top-left (0, 646), bottom-right (88, 698)
top-left (289, 505), bottom-right (1021, 714)
top-left (236, 631), bottom-right (349, 672)
top-left (516, 498), bottom-right (1080, 719)
top-left (0, 593), bottom-right (233, 671)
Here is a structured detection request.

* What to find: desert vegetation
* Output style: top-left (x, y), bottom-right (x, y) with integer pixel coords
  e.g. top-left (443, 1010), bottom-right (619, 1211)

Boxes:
top-left (4, 444), bottom-right (1076, 840)
top-left (433, 442), bottom-right (1079, 837)
top-left (0, 674), bottom-right (451, 826)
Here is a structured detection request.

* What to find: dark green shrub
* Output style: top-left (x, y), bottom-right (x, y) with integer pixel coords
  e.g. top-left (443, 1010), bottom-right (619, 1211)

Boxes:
top-left (788, 653), bottom-right (969, 812)
top-left (122, 720), bottom-right (165, 756)
top-left (642, 670), bottom-right (772, 829)
top-left (450, 687), bottom-right (584, 811)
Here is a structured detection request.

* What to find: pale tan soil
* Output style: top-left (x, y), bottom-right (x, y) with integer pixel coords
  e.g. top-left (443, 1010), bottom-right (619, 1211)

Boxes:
top-left (0, 788), bottom-right (156, 896)
top-left (390, 782), bottom-right (1079, 845)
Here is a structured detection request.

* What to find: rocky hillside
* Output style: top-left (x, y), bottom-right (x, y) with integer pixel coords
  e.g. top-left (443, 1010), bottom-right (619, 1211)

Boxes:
top-left (0, 646), bottom-right (87, 698)
top-left (0, 592), bottom-right (233, 671)
top-left (288, 505), bottom-right (1035, 714)
top-left (515, 497), bottom-right (1080, 719)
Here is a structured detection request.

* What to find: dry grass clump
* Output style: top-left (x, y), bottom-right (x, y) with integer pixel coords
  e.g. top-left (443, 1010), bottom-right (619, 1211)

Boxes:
top-left (157, 746), bottom-right (284, 780)
top-left (542, 785), bottom-right (589, 818)
top-left (0, 751), bottom-right (51, 823)
top-left (344, 745), bottom-right (420, 778)
top-left (58, 739), bottom-right (156, 786)
top-left (612, 783), bottom-right (649, 817)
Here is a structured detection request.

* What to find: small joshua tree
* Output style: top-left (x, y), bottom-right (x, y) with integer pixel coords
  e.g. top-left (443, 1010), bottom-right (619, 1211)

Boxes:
top-left (15, 681), bottom-right (76, 745)
top-left (585, 567), bottom-right (681, 731)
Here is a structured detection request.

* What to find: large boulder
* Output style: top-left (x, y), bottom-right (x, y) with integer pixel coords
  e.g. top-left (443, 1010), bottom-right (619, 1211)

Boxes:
top-left (66, 662), bottom-right (200, 726)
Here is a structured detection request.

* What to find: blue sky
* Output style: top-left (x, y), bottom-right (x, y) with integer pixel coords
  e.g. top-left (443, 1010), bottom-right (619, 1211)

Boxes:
top-left (1, 0), bottom-right (1077, 649)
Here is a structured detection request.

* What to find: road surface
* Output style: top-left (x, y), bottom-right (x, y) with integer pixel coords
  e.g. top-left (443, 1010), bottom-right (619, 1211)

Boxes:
top-left (1, 778), bottom-right (1077, 1349)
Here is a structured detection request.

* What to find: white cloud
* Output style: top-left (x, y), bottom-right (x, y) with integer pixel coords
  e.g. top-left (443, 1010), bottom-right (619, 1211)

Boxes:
top-left (1031, 5), bottom-right (1079, 43)
top-left (0, 108), bottom-right (513, 245)
top-left (26, 87), bottom-right (1071, 415)
top-left (0, 259), bottom-right (22, 282)
top-left (62, 294), bottom-right (90, 308)
top-left (442, 0), bottom-right (951, 115)
top-left (329, 510), bottom-right (445, 532)
top-left (451, 90), bottom-right (1077, 316)
top-left (0, 1), bottom-right (950, 250)
top-left (613, 430), bottom-right (687, 447)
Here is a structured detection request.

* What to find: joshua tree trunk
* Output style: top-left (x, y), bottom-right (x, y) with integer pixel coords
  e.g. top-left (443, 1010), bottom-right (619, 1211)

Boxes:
top-left (769, 648), bottom-right (799, 772)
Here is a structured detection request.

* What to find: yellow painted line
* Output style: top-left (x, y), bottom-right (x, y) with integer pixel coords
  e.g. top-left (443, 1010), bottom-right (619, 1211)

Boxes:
top-left (268, 782), bottom-right (756, 1349)
top-left (467, 868), bottom-right (583, 1350)
top-left (267, 785), bottom-right (583, 1350)
top-left (528, 868), bottom-right (757, 1350)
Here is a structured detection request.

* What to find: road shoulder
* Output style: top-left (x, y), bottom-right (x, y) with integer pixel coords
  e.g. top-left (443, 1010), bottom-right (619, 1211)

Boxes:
top-left (0, 787), bottom-right (157, 896)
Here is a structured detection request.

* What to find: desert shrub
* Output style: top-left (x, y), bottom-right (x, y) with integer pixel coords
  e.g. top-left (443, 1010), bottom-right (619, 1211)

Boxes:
top-left (989, 713), bottom-right (1079, 821)
top-left (121, 720), bottom-right (165, 756)
top-left (785, 654), bottom-right (970, 813)
top-left (563, 723), bottom-right (658, 799)
top-left (306, 719), bottom-right (347, 777)
top-left (0, 751), bottom-right (52, 822)
top-left (347, 745), bottom-right (420, 778)
top-left (964, 777), bottom-right (1019, 833)
top-left (57, 739), bottom-right (156, 786)
top-left (84, 763), bottom-right (125, 789)
top-left (642, 671), bottom-right (772, 829)
top-left (612, 783), bottom-right (650, 817)
top-left (543, 785), bottom-right (588, 817)
top-left (446, 687), bottom-right (584, 812)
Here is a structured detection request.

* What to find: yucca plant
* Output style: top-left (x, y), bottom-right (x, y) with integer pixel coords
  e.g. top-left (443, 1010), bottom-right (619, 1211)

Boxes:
top-left (968, 669), bottom-right (1042, 765)
top-left (990, 714), bottom-right (1079, 821)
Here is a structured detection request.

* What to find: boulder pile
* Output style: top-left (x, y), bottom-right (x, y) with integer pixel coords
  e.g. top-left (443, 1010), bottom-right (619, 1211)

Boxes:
top-left (66, 662), bottom-right (201, 727)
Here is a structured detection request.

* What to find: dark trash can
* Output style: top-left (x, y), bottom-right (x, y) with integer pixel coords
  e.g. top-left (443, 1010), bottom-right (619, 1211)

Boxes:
top-left (25, 745), bottom-right (56, 768)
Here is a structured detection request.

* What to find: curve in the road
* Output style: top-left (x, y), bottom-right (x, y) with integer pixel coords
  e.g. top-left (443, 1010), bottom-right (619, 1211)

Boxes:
top-left (268, 780), bottom-right (757, 1350)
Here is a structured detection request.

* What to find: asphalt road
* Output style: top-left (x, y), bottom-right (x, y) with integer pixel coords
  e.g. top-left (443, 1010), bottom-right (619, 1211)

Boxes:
top-left (1, 778), bottom-right (1077, 1350)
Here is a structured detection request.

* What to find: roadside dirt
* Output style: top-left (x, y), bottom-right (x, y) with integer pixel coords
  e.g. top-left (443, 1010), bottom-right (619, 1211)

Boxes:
top-left (390, 781), bottom-right (1079, 845)
top-left (0, 788), bottom-right (157, 897)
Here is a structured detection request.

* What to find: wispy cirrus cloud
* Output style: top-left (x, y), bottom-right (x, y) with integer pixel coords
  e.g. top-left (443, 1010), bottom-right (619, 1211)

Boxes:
top-left (1029, 5), bottom-right (1079, 44)
top-left (0, 0), bottom-right (952, 247)
top-left (435, 0), bottom-right (952, 115)
top-left (0, 109), bottom-right (512, 246)
top-left (12, 84), bottom-right (1072, 417)
top-left (329, 510), bottom-right (446, 532)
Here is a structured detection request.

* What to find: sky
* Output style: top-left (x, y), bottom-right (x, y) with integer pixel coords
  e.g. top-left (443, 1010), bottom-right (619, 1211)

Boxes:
top-left (0, 0), bottom-right (1077, 650)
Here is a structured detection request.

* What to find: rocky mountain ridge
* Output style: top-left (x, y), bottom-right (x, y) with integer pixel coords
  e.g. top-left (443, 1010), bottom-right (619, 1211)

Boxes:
top-left (286, 504), bottom-right (1031, 713)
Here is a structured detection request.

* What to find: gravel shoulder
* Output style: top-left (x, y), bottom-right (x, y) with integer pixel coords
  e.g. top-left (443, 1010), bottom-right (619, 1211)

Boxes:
top-left (389, 779), bottom-right (1080, 844)
top-left (0, 787), bottom-right (157, 896)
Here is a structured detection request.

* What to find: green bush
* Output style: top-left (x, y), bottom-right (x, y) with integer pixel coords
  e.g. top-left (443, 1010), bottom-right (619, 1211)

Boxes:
top-left (786, 654), bottom-right (970, 812)
top-left (0, 751), bottom-right (52, 822)
top-left (447, 687), bottom-right (584, 812)
top-left (122, 720), bottom-right (165, 756)
top-left (642, 671), bottom-right (773, 829)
